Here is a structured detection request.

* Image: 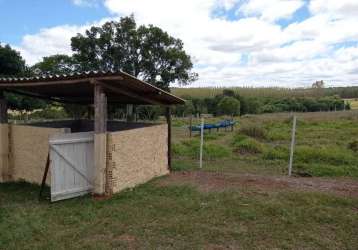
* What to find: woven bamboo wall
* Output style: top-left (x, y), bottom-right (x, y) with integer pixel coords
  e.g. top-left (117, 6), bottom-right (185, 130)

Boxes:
top-left (107, 124), bottom-right (169, 194)
top-left (8, 125), bottom-right (66, 185)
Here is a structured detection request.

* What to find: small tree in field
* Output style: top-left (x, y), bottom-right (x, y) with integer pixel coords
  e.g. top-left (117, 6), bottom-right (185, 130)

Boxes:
top-left (217, 96), bottom-right (240, 117)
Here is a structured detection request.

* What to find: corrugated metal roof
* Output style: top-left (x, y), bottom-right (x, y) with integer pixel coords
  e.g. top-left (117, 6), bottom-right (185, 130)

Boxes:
top-left (0, 70), bottom-right (185, 105)
top-left (0, 70), bottom-right (119, 83)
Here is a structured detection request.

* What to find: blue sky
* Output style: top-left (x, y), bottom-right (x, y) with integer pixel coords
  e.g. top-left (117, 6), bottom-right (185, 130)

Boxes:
top-left (0, 0), bottom-right (109, 44)
top-left (1, 0), bottom-right (358, 87)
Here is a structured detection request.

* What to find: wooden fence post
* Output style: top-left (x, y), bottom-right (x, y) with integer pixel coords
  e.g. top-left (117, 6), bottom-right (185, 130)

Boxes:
top-left (93, 82), bottom-right (107, 195)
top-left (165, 107), bottom-right (172, 171)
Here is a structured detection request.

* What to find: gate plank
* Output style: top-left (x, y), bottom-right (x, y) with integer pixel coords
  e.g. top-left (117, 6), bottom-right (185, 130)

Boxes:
top-left (51, 144), bottom-right (93, 185)
top-left (50, 132), bottom-right (94, 202)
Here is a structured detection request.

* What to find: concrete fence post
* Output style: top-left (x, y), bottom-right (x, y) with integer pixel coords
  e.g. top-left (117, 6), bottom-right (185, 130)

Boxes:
top-left (199, 117), bottom-right (204, 169)
top-left (288, 115), bottom-right (297, 177)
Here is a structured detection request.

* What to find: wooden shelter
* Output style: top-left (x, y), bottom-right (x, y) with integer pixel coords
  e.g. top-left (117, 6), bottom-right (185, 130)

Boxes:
top-left (0, 71), bottom-right (184, 201)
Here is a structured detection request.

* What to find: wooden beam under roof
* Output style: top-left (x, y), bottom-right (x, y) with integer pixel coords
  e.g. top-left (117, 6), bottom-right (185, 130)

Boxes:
top-left (5, 89), bottom-right (90, 104)
top-left (96, 80), bottom-right (162, 105)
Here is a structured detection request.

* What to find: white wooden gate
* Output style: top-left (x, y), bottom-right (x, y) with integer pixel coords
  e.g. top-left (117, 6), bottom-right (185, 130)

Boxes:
top-left (49, 132), bottom-right (94, 202)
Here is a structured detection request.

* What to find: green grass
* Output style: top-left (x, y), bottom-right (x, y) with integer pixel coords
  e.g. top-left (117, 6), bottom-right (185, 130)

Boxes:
top-left (2, 111), bottom-right (358, 249)
top-left (172, 111), bottom-right (358, 178)
top-left (1, 181), bottom-right (358, 249)
top-left (173, 138), bottom-right (231, 160)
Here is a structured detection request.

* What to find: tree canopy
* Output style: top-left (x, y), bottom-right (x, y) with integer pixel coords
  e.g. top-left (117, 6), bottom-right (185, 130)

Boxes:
top-left (71, 16), bottom-right (197, 90)
top-left (0, 44), bottom-right (46, 111)
top-left (32, 54), bottom-right (78, 75)
top-left (0, 44), bottom-right (26, 77)
top-left (217, 96), bottom-right (241, 116)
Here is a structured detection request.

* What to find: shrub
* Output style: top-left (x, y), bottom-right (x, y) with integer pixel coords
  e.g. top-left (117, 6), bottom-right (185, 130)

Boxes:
top-left (348, 140), bottom-right (358, 152)
top-left (263, 146), bottom-right (289, 160)
top-left (217, 96), bottom-right (240, 116)
top-left (266, 129), bottom-right (289, 141)
top-left (29, 106), bottom-right (68, 120)
top-left (296, 163), bottom-right (358, 177)
top-left (295, 146), bottom-right (356, 165)
top-left (233, 137), bottom-right (264, 154)
top-left (239, 124), bottom-right (267, 139)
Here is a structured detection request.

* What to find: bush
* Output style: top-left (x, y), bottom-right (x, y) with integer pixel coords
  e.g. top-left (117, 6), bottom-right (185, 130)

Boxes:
top-left (217, 96), bottom-right (240, 116)
top-left (29, 106), bottom-right (68, 120)
top-left (234, 138), bottom-right (264, 154)
top-left (266, 129), bottom-right (289, 141)
top-left (232, 134), bottom-right (264, 154)
top-left (239, 124), bottom-right (267, 139)
top-left (295, 146), bottom-right (356, 165)
top-left (296, 163), bottom-right (358, 177)
top-left (348, 140), bottom-right (358, 152)
top-left (263, 146), bottom-right (289, 161)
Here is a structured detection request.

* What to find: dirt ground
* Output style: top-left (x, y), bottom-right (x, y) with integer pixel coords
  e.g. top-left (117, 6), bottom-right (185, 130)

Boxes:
top-left (158, 171), bottom-right (358, 198)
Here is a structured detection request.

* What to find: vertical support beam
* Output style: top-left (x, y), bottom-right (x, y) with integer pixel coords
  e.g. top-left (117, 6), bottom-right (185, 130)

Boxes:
top-left (87, 105), bottom-right (92, 120)
top-left (93, 83), bottom-right (107, 195)
top-left (0, 91), bottom-right (8, 183)
top-left (165, 107), bottom-right (172, 171)
top-left (126, 104), bottom-right (134, 122)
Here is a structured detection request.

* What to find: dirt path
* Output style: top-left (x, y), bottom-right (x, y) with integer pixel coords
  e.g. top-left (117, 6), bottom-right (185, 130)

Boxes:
top-left (158, 171), bottom-right (358, 198)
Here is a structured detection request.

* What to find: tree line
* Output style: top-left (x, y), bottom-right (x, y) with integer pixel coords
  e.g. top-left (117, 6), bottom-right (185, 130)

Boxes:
top-left (171, 89), bottom-right (349, 117)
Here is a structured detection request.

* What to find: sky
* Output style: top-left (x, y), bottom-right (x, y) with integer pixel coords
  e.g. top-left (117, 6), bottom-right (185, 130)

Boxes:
top-left (1, 0), bottom-right (358, 88)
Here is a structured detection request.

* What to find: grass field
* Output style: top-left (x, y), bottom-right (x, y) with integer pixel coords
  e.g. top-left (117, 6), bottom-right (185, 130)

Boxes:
top-left (172, 111), bottom-right (358, 177)
top-left (1, 111), bottom-right (358, 249)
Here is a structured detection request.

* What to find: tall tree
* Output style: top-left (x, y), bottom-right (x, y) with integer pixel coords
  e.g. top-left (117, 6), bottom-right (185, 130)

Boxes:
top-left (0, 44), bottom-right (46, 112)
top-left (71, 16), bottom-right (197, 90)
top-left (0, 44), bottom-right (26, 77)
top-left (31, 54), bottom-right (79, 75)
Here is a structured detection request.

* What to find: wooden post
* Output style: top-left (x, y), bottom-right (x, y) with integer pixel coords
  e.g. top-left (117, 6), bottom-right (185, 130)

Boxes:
top-left (39, 154), bottom-right (50, 200)
top-left (199, 117), bottom-right (204, 169)
top-left (126, 104), bottom-right (134, 122)
top-left (288, 115), bottom-right (297, 177)
top-left (165, 107), bottom-right (172, 171)
top-left (0, 93), bottom-right (8, 123)
top-left (93, 83), bottom-right (107, 195)
top-left (0, 91), bottom-right (9, 182)
top-left (87, 106), bottom-right (92, 120)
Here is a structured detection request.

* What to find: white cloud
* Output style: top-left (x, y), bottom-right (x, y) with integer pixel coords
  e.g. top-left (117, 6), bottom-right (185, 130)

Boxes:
top-left (238, 0), bottom-right (304, 22)
top-left (15, 25), bottom-right (84, 65)
top-left (72, 0), bottom-right (100, 7)
top-left (11, 0), bottom-right (358, 87)
top-left (309, 0), bottom-right (358, 18)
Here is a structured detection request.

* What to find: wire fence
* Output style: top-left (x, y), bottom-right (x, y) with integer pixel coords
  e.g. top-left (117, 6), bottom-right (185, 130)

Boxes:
top-left (171, 110), bottom-right (358, 178)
